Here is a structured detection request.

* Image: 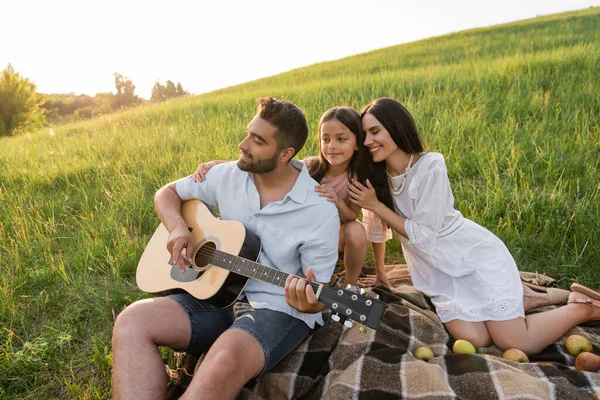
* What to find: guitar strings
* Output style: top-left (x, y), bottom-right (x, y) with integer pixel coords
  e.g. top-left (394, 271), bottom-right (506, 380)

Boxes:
top-left (187, 247), bottom-right (377, 324)
top-left (186, 246), bottom-right (376, 307)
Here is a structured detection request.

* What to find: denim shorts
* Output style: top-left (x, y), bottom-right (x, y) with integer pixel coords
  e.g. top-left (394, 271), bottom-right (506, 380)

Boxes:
top-left (168, 293), bottom-right (311, 374)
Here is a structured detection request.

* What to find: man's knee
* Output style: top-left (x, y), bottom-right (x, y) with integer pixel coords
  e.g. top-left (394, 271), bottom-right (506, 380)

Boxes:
top-left (204, 329), bottom-right (265, 379)
top-left (207, 347), bottom-right (241, 375)
top-left (113, 297), bottom-right (189, 348)
top-left (113, 300), bottom-right (151, 345)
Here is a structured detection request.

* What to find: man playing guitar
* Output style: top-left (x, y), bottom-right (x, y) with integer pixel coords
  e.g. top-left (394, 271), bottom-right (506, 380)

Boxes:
top-left (111, 97), bottom-right (340, 399)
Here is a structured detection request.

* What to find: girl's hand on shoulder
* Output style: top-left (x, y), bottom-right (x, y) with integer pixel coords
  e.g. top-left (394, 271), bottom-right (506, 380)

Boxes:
top-left (315, 185), bottom-right (341, 207)
top-left (348, 179), bottom-right (379, 211)
top-left (192, 160), bottom-right (224, 182)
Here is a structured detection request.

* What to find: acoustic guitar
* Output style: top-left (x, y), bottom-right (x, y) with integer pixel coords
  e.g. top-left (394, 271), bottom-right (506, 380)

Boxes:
top-left (136, 200), bottom-right (386, 330)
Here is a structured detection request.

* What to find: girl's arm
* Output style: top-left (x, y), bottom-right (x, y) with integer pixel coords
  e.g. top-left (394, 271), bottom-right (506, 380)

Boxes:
top-left (336, 198), bottom-right (361, 223)
top-left (314, 184), bottom-right (360, 223)
top-left (192, 160), bottom-right (226, 182)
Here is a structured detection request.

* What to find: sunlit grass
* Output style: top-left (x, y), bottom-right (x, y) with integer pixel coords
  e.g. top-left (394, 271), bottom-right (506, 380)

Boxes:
top-left (1, 7), bottom-right (599, 398)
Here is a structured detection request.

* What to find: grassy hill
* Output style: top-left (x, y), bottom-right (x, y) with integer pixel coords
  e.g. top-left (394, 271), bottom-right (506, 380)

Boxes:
top-left (1, 7), bottom-right (599, 398)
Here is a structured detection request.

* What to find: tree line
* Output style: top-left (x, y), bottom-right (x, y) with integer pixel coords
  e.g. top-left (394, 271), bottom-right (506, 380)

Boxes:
top-left (0, 64), bottom-right (189, 137)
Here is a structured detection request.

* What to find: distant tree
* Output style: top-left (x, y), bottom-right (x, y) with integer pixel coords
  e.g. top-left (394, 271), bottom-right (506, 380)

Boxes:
top-left (94, 92), bottom-right (114, 114)
top-left (111, 72), bottom-right (139, 109)
top-left (150, 79), bottom-right (189, 103)
top-left (0, 64), bottom-right (46, 136)
top-left (150, 81), bottom-right (166, 103)
top-left (41, 92), bottom-right (114, 123)
top-left (42, 93), bottom-right (90, 118)
top-left (176, 82), bottom-right (186, 97)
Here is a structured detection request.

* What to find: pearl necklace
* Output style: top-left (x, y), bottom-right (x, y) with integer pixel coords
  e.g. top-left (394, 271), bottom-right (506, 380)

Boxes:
top-left (387, 153), bottom-right (415, 195)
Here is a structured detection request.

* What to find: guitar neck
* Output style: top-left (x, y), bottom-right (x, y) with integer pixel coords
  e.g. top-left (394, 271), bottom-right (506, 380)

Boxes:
top-left (210, 249), bottom-right (319, 291)
top-left (209, 245), bottom-right (384, 330)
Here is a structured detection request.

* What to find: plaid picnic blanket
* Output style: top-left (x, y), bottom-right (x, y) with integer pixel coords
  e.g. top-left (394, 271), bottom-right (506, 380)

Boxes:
top-left (167, 265), bottom-right (600, 399)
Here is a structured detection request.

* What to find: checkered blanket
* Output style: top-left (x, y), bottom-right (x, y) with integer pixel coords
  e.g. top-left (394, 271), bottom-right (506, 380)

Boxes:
top-left (167, 265), bottom-right (600, 399)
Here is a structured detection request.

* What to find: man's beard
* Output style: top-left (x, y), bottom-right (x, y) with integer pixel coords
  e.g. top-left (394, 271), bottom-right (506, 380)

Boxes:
top-left (237, 152), bottom-right (279, 174)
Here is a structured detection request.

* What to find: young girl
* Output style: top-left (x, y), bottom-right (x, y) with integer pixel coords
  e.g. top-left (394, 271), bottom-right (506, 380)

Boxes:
top-left (348, 97), bottom-right (600, 354)
top-left (193, 107), bottom-right (390, 291)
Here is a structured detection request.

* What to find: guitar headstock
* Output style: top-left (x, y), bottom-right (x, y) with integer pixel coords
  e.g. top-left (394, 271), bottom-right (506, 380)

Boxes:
top-left (316, 284), bottom-right (386, 330)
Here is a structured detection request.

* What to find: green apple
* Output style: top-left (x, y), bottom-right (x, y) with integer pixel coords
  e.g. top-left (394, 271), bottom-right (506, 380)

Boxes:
top-left (414, 346), bottom-right (434, 362)
top-left (565, 334), bottom-right (593, 357)
top-left (452, 339), bottom-right (476, 355)
top-left (502, 348), bottom-right (529, 363)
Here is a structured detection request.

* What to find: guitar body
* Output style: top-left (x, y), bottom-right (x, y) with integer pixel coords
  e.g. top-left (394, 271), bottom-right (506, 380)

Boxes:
top-left (137, 200), bottom-right (386, 330)
top-left (136, 200), bottom-right (261, 308)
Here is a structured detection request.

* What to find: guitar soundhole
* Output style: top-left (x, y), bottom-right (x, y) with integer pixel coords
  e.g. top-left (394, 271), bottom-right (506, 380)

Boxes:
top-left (193, 241), bottom-right (216, 269)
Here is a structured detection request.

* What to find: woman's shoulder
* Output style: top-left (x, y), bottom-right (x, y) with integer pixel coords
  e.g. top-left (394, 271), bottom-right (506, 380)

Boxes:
top-left (408, 152), bottom-right (448, 197)
top-left (414, 152), bottom-right (447, 171)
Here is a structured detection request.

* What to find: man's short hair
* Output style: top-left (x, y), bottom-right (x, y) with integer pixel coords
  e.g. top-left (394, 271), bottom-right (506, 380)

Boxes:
top-left (256, 97), bottom-right (308, 158)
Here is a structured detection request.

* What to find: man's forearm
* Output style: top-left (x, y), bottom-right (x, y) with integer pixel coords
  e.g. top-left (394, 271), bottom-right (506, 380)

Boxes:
top-left (154, 183), bottom-right (187, 233)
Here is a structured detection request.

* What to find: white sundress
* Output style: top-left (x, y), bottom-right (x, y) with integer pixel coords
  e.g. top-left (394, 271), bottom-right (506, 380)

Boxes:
top-left (390, 152), bottom-right (524, 323)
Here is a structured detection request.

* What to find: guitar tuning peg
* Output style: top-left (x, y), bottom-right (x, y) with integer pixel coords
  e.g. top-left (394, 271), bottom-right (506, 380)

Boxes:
top-left (374, 294), bottom-right (380, 300)
top-left (359, 326), bottom-right (367, 334)
top-left (344, 320), bottom-right (353, 328)
top-left (359, 288), bottom-right (366, 295)
top-left (331, 313), bottom-right (340, 322)
top-left (344, 284), bottom-right (352, 290)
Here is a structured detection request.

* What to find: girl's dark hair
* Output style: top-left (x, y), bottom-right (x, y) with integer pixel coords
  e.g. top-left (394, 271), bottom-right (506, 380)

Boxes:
top-left (308, 107), bottom-right (370, 185)
top-left (360, 98), bottom-right (425, 212)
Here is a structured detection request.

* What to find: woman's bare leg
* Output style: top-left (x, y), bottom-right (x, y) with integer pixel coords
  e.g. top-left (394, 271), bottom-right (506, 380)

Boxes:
top-left (522, 284), bottom-right (551, 311)
top-left (486, 292), bottom-right (600, 354)
top-left (444, 320), bottom-right (493, 348)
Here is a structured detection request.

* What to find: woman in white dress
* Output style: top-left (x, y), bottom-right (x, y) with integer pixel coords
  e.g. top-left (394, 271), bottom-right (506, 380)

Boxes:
top-left (348, 97), bottom-right (600, 354)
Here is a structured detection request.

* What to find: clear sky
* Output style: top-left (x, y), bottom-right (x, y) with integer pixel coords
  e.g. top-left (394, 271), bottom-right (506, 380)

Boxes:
top-left (2, 0), bottom-right (598, 99)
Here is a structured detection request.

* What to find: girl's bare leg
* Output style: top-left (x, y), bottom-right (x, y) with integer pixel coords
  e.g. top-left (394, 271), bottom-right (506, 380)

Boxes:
top-left (372, 241), bottom-right (390, 285)
top-left (339, 221), bottom-right (367, 288)
top-left (358, 242), bottom-right (390, 286)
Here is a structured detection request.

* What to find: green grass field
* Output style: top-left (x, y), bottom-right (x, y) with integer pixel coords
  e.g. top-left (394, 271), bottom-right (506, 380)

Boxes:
top-left (1, 7), bottom-right (599, 398)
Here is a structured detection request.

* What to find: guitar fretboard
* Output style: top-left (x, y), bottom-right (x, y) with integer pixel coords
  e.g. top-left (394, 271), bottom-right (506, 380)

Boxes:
top-left (210, 249), bottom-right (319, 291)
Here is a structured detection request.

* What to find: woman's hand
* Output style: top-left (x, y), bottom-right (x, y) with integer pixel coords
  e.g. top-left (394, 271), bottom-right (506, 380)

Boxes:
top-left (192, 160), bottom-right (224, 182)
top-left (348, 179), bottom-right (380, 211)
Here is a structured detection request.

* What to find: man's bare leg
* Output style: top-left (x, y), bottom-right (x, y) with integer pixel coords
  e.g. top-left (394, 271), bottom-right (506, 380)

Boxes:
top-left (182, 328), bottom-right (265, 400)
top-left (112, 297), bottom-right (191, 400)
